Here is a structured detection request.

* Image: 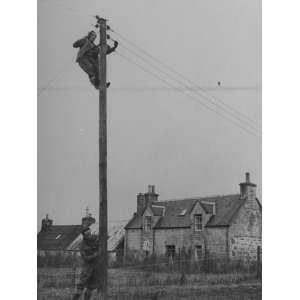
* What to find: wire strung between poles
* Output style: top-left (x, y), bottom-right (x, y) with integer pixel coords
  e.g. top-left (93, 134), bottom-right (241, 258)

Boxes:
top-left (114, 40), bottom-right (260, 133)
top-left (115, 51), bottom-right (260, 139)
top-left (109, 26), bottom-right (261, 129)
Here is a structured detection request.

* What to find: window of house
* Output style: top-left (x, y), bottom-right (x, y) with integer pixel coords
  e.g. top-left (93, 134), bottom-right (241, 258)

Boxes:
top-left (194, 214), bottom-right (203, 231)
top-left (195, 245), bottom-right (203, 260)
top-left (166, 245), bottom-right (176, 259)
top-left (144, 216), bottom-right (152, 232)
top-left (179, 209), bottom-right (187, 216)
top-left (55, 234), bottom-right (62, 240)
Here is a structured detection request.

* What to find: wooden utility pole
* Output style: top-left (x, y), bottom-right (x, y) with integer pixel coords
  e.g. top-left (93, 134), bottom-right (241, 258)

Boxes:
top-left (97, 16), bottom-right (108, 300)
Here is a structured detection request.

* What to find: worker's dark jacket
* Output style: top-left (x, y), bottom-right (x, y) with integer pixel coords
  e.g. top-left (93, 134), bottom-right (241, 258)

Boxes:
top-left (73, 37), bottom-right (118, 62)
top-left (77, 235), bottom-right (103, 290)
top-left (73, 37), bottom-right (98, 62)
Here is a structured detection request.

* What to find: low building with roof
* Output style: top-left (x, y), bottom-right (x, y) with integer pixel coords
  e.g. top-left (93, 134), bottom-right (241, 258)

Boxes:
top-left (66, 220), bottom-right (127, 264)
top-left (124, 173), bottom-right (261, 262)
top-left (37, 211), bottom-right (96, 257)
top-left (37, 211), bottom-right (127, 263)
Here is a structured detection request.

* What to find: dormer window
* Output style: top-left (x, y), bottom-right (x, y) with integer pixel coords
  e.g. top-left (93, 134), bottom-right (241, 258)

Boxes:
top-left (194, 214), bottom-right (203, 231)
top-left (144, 216), bottom-right (152, 232)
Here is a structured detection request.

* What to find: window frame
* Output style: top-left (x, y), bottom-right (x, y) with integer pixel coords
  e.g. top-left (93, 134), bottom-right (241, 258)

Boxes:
top-left (165, 245), bottom-right (176, 259)
top-left (144, 216), bottom-right (152, 232)
top-left (194, 214), bottom-right (203, 231)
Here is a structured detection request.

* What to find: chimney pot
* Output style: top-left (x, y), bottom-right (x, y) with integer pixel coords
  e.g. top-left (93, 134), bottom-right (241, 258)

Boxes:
top-left (148, 185), bottom-right (155, 194)
top-left (246, 172), bottom-right (250, 183)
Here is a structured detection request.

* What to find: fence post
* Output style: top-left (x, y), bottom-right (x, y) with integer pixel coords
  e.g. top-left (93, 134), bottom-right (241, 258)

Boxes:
top-left (257, 246), bottom-right (261, 278)
top-left (178, 248), bottom-right (181, 272)
top-left (179, 247), bottom-right (187, 285)
top-left (72, 264), bottom-right (76, 287)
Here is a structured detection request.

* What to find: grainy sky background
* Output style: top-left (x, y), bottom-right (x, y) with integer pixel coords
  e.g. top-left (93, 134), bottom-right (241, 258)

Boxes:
top-left (37, 0), bottom-right (261, 227)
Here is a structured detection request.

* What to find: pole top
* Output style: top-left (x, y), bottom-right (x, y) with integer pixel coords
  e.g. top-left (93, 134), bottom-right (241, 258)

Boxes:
top-left (96, 16), bottom-right (107, 22)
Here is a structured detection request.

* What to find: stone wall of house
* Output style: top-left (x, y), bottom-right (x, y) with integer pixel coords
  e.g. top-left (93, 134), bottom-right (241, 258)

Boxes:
top-left (228, 199), bottom-right (262, 261)
top-left (153, 228), bottom-right (191, 256)
top-left (205, 227), bottom-right (228, 259)
top-left (141, 230), bottom-right (154, 254)
top-left (125, 229), bottom-right (141, 256)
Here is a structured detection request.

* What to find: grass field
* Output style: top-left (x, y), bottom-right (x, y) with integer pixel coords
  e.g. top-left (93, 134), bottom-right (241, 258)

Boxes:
top-left (37, 268), bottom-right (261, 300)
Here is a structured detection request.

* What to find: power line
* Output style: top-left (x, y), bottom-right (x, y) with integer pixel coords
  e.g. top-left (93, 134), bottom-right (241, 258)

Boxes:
top-left (38, 59), bottom-right (74, 96)
top-left (35, 85), bottom-right (261, 92)
top-left (115, 40), bottom-right (260, 133)
top-left (116, 51), bottom-right (260, 139)
top-left (109, 27), bottom-right (261, 128)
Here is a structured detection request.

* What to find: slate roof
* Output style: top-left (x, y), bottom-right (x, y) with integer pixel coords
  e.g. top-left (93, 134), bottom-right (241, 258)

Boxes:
top-left (125, 194), bottom-right (246, 229)
top-left (125, 215), bottom-right (143, 229)
top-left (66, 220), bottom-right (127, 252)
top-left (37, 225), bottom-right (82, 251)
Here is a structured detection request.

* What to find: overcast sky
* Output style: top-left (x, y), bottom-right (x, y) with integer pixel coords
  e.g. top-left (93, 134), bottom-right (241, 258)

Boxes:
top-left (37, 0), bottom-right (261, 227)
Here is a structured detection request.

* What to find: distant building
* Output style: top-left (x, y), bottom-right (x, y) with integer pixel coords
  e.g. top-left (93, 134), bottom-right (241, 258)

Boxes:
top-left (37, 212), bottom-right (127, 263)
top-left (37, 212), bottom-right (95, 257)
top-left (66, 221), bottom-right (127, 264)
top-left (124, 173), bottom-right (262, 262)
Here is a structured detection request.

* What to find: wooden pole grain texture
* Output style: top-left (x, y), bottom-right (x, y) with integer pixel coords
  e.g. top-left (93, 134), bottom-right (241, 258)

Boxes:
top-left (98, 18), bottom-right (108, 300)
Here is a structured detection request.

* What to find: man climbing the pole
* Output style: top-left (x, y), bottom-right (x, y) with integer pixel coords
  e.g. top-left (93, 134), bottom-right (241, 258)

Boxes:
top-left (72, 227), bottom-right (103, 300)
top-left (73, 30), bottom-right (118, 89)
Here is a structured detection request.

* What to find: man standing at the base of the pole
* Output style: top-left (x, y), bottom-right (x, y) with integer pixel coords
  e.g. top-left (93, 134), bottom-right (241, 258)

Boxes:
top-left (72, 227), bottom-right (103, 300)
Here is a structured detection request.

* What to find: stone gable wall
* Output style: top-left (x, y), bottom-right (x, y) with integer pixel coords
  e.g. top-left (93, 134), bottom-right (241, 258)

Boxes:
top-left (229, 199), bottom-right (262, 261)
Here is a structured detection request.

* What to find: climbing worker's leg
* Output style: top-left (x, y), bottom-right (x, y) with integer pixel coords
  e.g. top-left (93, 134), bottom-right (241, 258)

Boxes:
top-left (78, 57), bottom-right (98, 87)
top-left (78, 58), bottom-right (95, 76)
top-left (79, 57), bottom-right (111, 89)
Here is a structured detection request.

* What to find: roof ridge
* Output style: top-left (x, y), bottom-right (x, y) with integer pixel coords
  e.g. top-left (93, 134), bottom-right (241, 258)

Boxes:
top-left (157, 193), bottom-right (240, 204)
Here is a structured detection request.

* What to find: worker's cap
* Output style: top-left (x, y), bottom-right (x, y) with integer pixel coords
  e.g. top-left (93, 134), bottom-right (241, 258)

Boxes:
top-left (88, 31), bottom-right (97, 37)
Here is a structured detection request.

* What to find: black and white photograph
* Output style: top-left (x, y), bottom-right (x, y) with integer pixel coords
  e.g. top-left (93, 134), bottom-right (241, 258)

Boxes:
top-left (36, 1), bottom-right (263, 299)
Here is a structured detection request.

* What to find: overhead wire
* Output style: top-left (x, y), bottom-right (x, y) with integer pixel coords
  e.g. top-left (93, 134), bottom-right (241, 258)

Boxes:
top-left (113, 40), bottom-right (260, 133)
top-left (115, 51), bottom-right (260, 139)
top-left (109, 26), bottom-right (261, 129)
top-left (38, 59), bottom-right (74, 96)
top-left (37, 14), bottom-right (261, 137)
top-left (36, 85), bottom-right (262, 92)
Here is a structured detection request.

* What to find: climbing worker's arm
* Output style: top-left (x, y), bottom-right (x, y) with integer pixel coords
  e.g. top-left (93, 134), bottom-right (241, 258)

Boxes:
top-left (106, 41), bottom-right (118, 55)
top-left (73, 38), bottom-right (86, 48)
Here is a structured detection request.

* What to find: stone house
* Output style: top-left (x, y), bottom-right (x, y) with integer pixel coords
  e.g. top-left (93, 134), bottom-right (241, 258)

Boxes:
top-left (124, 173), bottom-right (261, 262)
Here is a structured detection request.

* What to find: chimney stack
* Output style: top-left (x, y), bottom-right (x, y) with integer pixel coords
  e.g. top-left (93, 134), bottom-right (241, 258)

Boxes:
top-left (137, 185), bottom-right (159, 215)
top-left (137, 193), bottom-right (146, 215)
top-left (41, 214), bottom-right (53, 231)
top-left (239, 172), bottom-right (257, 201)
top-left (81, 207), bottom-right (96, 228)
